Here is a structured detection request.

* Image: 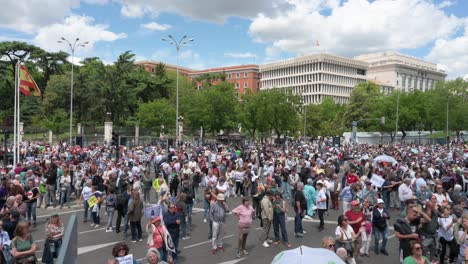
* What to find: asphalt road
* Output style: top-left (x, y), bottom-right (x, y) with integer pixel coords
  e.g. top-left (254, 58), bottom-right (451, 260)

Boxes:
top-left (29, 194), bottom-right (403, 264)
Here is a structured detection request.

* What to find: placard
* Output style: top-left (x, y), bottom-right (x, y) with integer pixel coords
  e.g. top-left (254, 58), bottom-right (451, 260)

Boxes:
top-left (116, 254), bottom-right (134, 264)
top-left (87, 196), bottom-right (98, 208)
top-left (144, 204), bottom-right (161, 219)
top-left (370, 174), bottom-right (385, 188)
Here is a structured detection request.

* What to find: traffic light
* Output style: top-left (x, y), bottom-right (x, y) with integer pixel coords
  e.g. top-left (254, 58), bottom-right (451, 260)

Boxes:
top-left (112, 132), bottom-right (118, 146)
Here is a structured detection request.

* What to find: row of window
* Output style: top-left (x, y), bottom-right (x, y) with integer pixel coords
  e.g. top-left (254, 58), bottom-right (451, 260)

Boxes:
top-left (235, 82), bottom-right (249, 89)
top-left (261, 72), bottom-right (365, 89)
top-left (228, 72), bottom-right (249, 79)
top-left (400, 75), bottom-right (434, 91)
top-left (262, 62), bottom-right (365, 79)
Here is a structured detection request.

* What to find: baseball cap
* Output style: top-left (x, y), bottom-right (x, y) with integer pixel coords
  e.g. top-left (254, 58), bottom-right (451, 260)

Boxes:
top-left (350, 200), bottom-right (359, 206)
top-left (377, 199), bottom-right (384, 204)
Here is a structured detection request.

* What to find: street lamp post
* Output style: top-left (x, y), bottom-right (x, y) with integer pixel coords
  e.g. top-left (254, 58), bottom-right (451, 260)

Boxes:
top-left (162, 35), bottom-right (194, 147)
top-left (446, 95), bottom-right (450, 148)
top-left (395, 88), bottom-right (413, 143)
top-left (58, 37), bottom-right (88, 145)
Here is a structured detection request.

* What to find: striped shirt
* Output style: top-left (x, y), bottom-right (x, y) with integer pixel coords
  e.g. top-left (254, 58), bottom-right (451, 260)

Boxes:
top-left (210, 202), bottom-right (229, 223)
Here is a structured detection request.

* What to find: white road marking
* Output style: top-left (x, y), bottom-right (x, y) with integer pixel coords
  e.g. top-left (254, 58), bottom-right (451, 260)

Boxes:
top-left (184, 234), bottom-right (235, 249)
top-left (218, 257), bottom-right (246, 264)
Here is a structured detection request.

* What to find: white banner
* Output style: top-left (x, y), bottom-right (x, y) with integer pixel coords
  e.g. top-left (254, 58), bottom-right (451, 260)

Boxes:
top-left (116, 254), bottom-right (134, 264)
top-left (370, 174), bottom-right (385, 188)
top-left (144, 204), bottom-right (161, 219)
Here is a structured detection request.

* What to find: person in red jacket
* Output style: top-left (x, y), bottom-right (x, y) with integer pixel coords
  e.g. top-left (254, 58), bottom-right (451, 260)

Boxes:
top-left (345, 200), bottom-right (364, 256)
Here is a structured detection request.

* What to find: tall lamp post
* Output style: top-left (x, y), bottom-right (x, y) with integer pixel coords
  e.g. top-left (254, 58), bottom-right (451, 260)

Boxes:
top-left (162, 35), bottom-right (194, 146)
top-left (58, 37), bottom-right (88, 145)
top-left (395, 87), bottom-right (413, 142)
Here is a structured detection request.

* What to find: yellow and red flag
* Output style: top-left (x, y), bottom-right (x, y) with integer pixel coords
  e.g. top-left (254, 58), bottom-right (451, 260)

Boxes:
top-left (19, 65), bottom-right (42, 96)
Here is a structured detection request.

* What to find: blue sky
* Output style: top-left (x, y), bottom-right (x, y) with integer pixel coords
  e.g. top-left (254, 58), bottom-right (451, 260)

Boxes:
top-left (0, 0), bottom-right (467, 79)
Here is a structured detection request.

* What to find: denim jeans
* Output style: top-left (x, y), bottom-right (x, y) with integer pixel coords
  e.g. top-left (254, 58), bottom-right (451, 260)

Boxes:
top-left (27, 201), bottom-right (37, 223)
top-left (157, 248), bottom-right (168, 262)
top-left (193, 186), bottom-right (200, 203)
top-left (143, 188), bottom-right (151, 203)
top-left (181, 216), bottom-right (187, 237)
top-left (171, 236), bottom-right (179, 262)
top-left (186, 204), bottom-right (193, 231)
top-left (106, 207), bottom-right (115, 229)
top-left (273, 213), bottom-right (288, 242)
top-left (203, 200), bottom-right (210, 220)
top-left (91, 205), bottom-right (101, 225)
top-left (373, 227), bottom-right (388, 252)
top-left (83, 201), bottom-right (89, 222)
top-left (294, 211), bottom-right (304, 234)
top-left (123, 214), bottom-right (130, 239)
top-left (60, 186), bottom-right (71, 206)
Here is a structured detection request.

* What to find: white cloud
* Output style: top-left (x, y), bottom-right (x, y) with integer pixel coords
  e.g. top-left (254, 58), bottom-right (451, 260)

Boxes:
top-left (224, 52), bottom-right (257, 59)
top-left (438, 1), bottom-right (454, 8)
top-left (249, 0), bottom-right (464, 57)
top-left (141, 22), bottom-right (171, 31)
top-left (82, 0), bottom-right (109, 4)
top-left (120, 0), bottom-right (292, 22)
top-left (0, 0), bottom-right (76, 33)
top-left (426, 22), bottom-right (468, 79)
top-left (34, 15), bottom-right (127, 54)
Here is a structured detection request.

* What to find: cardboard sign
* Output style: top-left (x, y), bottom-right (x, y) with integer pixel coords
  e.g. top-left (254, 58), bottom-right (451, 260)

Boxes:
top-left (87, 196), bottom-right (98, 208)
top-left (144, 205), bottom-right (161, 219)
top-left (116, 254), bottom-right (134, 264)
top-left (370, 174), bottom-right (385, 188)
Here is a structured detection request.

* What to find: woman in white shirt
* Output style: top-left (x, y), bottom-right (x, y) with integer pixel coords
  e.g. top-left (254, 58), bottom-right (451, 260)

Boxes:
top-left (335, 215), bottom-right (361, 264)
top-left (438, 205), bottom-right (457, 264)
top-left (59, 169), bottom-right (72, 208)
top-left (434, 185), bottom-right (452, 207)
top-left (315, 182), bottom-right (327, 232)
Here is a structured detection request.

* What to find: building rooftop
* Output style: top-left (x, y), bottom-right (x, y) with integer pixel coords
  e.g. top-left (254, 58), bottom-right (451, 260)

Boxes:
top-left (260, 53), bottom-right (369, 70)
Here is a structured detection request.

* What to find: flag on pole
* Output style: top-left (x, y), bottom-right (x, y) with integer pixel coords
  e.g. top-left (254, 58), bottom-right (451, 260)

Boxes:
top-left (19, 65), bottom-right (42, 96)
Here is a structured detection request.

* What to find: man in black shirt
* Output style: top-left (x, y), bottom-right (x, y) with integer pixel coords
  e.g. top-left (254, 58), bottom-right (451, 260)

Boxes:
top-left (394, 205), bottom-right (428, 261)
top-left (24, 179), bottom-right (39, 227)
top-left (294, 182), bottom-right (307, 237)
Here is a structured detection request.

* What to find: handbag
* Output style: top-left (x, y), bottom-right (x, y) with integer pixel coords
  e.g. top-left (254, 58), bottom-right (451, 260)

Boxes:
top-left (340, 228), bottom-right (354, 257)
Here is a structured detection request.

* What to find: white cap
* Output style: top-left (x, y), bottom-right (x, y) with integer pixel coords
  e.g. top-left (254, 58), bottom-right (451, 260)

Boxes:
top-left (377, 199), bottom-right (384, 204)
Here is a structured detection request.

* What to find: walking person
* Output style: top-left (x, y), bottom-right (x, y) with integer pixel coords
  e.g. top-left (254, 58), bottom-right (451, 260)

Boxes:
top-left (128, 191), bottom-right (144, 243)
top-left (44, 162), bottom-right (58, 208)
top-left (80, 180), bottom-right (93, 223)
top-left (210, 193), bottom-right (229, 255)
top-left (316, 182), bottom-right (327, 232)
top-left (41, 213), bottom-right (64, 264)
top-left (146, 216), bottom-right (168, 262)
top-left (142, 172), bottom-right (152, 205)
top-left (372, 199), bottom-right (390, 256)
top-left (438, 205), bottom-right (458, 264)
top-left (335, 215), bottom-right (362, 264)
top-left (260, 191), bottom-right (274, 247)
top-left (90, 186), bottom-right (103, 228)
top-left (294, 182), bottom-right (307, 237)
top-left (163, 203), bottom-right (182, 263)
top-left (114, 174), bottom-right (129, 234)
top-left (272, 193), bottom-right (291, 248)
top-left (232, 197), bottom-right (255, 258)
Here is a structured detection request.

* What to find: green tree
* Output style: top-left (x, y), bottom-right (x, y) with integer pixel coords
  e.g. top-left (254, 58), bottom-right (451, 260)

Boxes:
top-left (344, 81), bottom-right (382, 130)
top-left (137, 99), bottom-right (176, 132)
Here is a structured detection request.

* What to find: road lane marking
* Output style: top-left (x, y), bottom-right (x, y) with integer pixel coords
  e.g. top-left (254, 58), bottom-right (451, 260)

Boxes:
top-left (184, 234), bottom-right (235, 249)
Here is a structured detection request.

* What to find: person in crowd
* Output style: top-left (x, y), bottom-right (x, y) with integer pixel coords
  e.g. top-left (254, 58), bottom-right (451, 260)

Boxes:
top-left (433, 184), bottom-right (452, 207)
top-left (24, 179), bottom-right (38, 227)
top-left (345, 200), bottom-right (364, 257)
top-left (260, 191), bottom-right (274, 247)
top-left (59, 168), bottom-right (71, 208)
top-left (329, 174), bottom-right (341, 211)
top-left (163, 203), bottom-right (181, 262)
top-left (210, 193), bottom-right (229, 255)
top-left (339, 183), bottom-right (354, 214)
top-left (394, 205), bottom-right (425, 262)
top-left (146, 248), bottom-right (170, 264)
top-left (11, 222), bottom-right (36, 264)
top-left (316, 181), bottom-right (327, 232)
top-left (420, 198), bottom-right (439, 260)
top-left (90, 185), bottom-right (103, 228)
top-left (80, 179), bottom-right (93, 223)
top-left (128, 191), bottom-right (143, 243)
top-left (336, 215), bottom-right (361, 264)
top-left (41, 212), bottom-right (64, 264)
top-left (322, 236), bottom-right (335, 251)
top-left (272, 193), bottom-right (291, 248)
top-left (115, 178), bottom-right (130, 234)
top-left (398, 178), bottom-right (413, 217)
top-left (294, 182), bottom-right (307, 238)
top-left (232, 197), bottom-right (255, 258)
top-left (111, 242), bottom-right (139, 264)
top-left (3, 211), bottom-right (20, 239)
top-left (0, 219), bottom-right (12, 264)
top-left (142, 171), bottom-right (153, 205)
top-left (105, 188), bottom-right (116, 232)
top-left (44, 162), bottom-right (57, 208)
top-left (147, 216), bottom-right (167, 262)
top-left (303, 178), bottom-right (316, 219)
top-left (175, 192), bottom-right (189, 240)
top-left (438, 204), bottom-right (458, 264)
top-left (402, 241), bottom-right (430, 264)
top-left (12, 195), bottom-right (27, 219)
top-left (372, 199), bottom-right (390, 256)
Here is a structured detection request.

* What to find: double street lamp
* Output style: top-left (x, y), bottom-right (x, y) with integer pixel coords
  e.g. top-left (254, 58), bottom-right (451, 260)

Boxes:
top-left (57, 37), bottom-right (88, 145)
top-left (162, 35), bottom-right (194, 146)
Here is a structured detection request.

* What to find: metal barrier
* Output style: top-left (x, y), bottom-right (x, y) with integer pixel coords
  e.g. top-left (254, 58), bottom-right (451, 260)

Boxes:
top-left (57, 213), bottom-right (78, 264)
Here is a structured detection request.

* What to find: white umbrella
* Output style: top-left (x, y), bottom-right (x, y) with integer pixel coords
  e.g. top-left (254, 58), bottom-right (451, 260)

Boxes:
top-left (271, 246), bottom-right (346, 264)
top-left (372, 154), bottom-right (398, 165)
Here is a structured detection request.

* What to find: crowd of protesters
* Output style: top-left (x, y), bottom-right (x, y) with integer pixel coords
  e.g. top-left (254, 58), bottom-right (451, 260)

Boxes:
top-left (0, 136), bottom-right (466, 264)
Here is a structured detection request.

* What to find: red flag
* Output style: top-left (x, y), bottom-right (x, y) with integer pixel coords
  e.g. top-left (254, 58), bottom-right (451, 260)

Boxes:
top-left (19, 65), bottom-right (42, 96)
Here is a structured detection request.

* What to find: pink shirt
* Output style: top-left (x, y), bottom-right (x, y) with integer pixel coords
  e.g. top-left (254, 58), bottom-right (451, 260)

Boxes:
top-left (232, 204), bottom-right (254, 229)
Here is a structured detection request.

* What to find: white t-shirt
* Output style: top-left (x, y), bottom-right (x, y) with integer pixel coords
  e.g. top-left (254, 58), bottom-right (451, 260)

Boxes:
top-left (316, 189), bottom-right (327, 210)
top-left (81, 186), bottom-right (92, 201)
top-left (335, 225), bottom-right (355, 242)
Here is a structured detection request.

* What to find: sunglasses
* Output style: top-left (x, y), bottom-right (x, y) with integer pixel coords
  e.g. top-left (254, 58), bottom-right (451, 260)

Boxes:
top-left (328, 244), bottom-right (335, 248)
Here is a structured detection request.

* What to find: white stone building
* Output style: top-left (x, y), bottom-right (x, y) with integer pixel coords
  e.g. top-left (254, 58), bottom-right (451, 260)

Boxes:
top-left (259, 54), bottom-right (369, 104)
top-left (354, 52), bottom-right (446, 92)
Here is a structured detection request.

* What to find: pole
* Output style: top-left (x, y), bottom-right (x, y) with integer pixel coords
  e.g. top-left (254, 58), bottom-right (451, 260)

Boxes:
top-left (17, 63), bottom-right (21, 163)
top-left (176, 47), bottom-right (179, 147)
top-left (13, 61), bottom-right (18, 167)
top-left (70, 49), bottom-right (74, 145)
top-left (395, 90), bottom-right (400, 142)
top-left (303, 105), bottom-right (306, 140)
top-left (446, 96), bottom-right (449, 149)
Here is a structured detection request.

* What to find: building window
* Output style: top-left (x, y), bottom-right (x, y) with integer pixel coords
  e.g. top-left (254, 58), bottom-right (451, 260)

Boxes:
top-left (235, 82), bottom-right (240, 89)
top-left (357, 69), bottom-right (366, 75)
top-left (236, 73), bottom-right (240, 78)
top-left (244, 72), bottom-right (248, 78)
top-left (244, 82), bottom-right (248, 88)
top-left (228, 74), bottom-right (231, 79)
